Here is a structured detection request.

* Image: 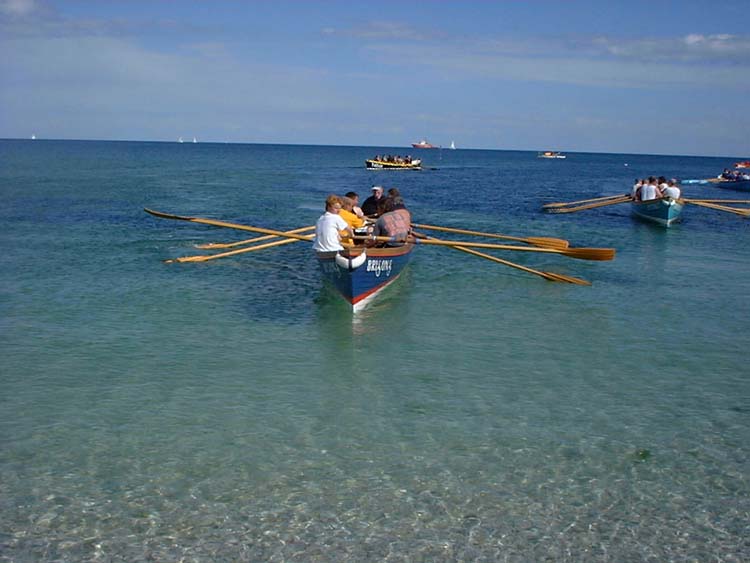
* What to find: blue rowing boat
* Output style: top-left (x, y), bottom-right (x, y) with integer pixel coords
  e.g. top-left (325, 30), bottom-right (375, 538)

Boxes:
top-left (631, 197), bottom-right (684, 227)
top-left (316, 243), bottom-right (415, 311)
top-left (710, 178), bottom-right (750, 191)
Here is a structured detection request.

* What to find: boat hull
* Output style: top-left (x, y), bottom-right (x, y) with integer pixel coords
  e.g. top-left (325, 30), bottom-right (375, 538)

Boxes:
top-left (631, 198), bottom-right (684, 227)
top-left (712, 179), bottom-right (750, 191)
top-left (365, 159), bottom-right (421, 170)
top-left (316, 244), bottom-right (414, 311)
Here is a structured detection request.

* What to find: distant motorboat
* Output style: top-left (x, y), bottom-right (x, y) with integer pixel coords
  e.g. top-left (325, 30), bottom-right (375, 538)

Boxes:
top-left (412, 139), bottom-right (439, 149)
top-left (538, 151), bottom-right (566, 159)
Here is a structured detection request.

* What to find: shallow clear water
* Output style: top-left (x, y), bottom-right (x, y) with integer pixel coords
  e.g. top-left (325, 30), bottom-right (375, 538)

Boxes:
top-left (1, 140), bottom-right (748, 561)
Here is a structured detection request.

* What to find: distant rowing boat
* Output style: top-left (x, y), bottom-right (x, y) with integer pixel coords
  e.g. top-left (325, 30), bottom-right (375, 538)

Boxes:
top-left (317, 243), bottom-right (415, 311)
top-left (366, 157), bottom-right (421, 170)
top-left (714, 179), bottom-right (750, 191)
top-left (631, 197), bottom-right (684, 227)
top-left (538, 151), bottom-right (566, 159)
top-left (709, 177), bottom-right (750, 191)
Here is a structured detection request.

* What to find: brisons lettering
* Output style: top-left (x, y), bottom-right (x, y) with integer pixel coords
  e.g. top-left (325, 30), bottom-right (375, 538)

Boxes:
top-left (367, 259), bottom-right (393, 277)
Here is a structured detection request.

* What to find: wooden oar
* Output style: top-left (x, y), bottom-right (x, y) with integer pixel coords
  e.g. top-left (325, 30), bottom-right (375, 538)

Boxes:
top-left (144, 208), bottom-right (616, 260)
top-left (412, 223), bottom-right (569, 249)
top-left (145, 208), bottom-right (316, 242)
top-left (545, 195), bottom-right (632, 214)
top-left (195, 226), bottom-right (315, 249)
top-left (355, 235), bottom-right (616, 261)
top-left (542, 193), bottom-right (628, 209)
top-left (412, 231), bottom-right (590, 285)
top-left (168, 237), bottom-right (302, 263)
top-left (681, 199), bottom-right (750, 217)
top-left (679, 179), bottom-right (710, 185)
top-left (681, 198), bottom-right (750, 204)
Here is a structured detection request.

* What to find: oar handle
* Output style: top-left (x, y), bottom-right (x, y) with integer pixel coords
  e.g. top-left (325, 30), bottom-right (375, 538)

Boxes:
top-left (412, 223), bottom-right (570, 249)
top-left (543, 193), bottom-right (629, 209)
top-left (546, 196), bottom-right (632, 213)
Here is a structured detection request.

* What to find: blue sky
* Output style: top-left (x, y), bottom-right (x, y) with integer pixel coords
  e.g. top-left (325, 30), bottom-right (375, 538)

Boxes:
top-left (2, 0), bottom-right (748, 156)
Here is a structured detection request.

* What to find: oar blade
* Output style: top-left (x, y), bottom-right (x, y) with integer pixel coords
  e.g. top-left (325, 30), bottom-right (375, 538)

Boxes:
top-left (145, 208), bottom-right (194, 221)
top-left (525, 236), bottom-right (570, 250)
top-left (168, 237), bottom-right (303, 263)
top-left (562, 247), bottom-right (617, 261)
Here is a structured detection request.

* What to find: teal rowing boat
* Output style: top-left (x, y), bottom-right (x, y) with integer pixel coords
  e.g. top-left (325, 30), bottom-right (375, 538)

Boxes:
top-left (631, 198), bottom-right (684, 227)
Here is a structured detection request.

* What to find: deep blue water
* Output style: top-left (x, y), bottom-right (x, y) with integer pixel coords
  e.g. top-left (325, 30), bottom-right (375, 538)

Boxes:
top-left (1, 139), bottom-right (748, 561)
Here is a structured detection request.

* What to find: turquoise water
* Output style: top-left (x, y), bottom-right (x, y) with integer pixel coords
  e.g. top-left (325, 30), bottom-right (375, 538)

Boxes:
top-left (1, 140), bottom-right (748, 561)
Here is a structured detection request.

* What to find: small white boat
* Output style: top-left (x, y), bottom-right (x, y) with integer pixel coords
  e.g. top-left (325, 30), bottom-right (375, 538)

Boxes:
top-left (450, 140), bottom-right (456, 150)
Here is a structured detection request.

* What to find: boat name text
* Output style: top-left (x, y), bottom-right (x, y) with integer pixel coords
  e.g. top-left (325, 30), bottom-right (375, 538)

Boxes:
top-left (367, 259), bottom-right (393, 277)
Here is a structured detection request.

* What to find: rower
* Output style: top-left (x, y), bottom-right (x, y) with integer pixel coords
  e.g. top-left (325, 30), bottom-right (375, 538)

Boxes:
top-left (662, 179), bottom-right (681, 199)
top-left (370, 196), bottom-right (411, 247)
top-left (312, 195), bottom-right (352, 252)
top-left (361, 185), bottom-right (385, 217)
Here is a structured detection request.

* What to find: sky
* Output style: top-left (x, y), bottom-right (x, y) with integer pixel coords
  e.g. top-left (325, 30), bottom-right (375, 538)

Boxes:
top-left (1, 0), bottom-right (749, 157)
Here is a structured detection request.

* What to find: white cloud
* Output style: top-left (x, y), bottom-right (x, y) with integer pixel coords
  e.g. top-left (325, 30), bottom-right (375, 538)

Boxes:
top-left (365, 39), bottom-right (750, 91)
top-left (593, 33), bottom-right (750, 64)
top-left (324, 21), bottom-right (440, 42)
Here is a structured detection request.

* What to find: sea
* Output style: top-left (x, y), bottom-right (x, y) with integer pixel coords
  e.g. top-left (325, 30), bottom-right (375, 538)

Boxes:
top-left (1, 139), bottom-right (748, 562)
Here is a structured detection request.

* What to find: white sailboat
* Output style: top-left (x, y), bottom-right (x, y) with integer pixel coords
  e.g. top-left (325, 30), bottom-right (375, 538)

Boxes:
top-left (193, 137), bottom-right (197, 143)
top-left (31, 134), bottom-right (36, 140)
top-left (178, 137), bottom-right (184, 143)
top-left (450, 140), bottom-right (456, 150)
